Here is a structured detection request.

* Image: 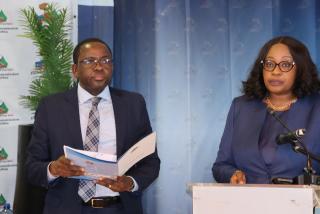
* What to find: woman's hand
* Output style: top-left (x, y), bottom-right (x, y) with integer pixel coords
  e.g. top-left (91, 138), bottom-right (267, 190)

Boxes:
top-left (230, 170), bottom-right (246, 184)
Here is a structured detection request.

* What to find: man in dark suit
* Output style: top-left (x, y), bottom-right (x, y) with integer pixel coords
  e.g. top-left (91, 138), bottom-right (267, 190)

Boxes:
top-left (26, 38), bottom-right (160, 214)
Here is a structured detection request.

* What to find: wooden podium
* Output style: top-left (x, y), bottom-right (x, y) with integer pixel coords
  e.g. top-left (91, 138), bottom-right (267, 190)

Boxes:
top-left (189, 183), bottom-right (320, 214)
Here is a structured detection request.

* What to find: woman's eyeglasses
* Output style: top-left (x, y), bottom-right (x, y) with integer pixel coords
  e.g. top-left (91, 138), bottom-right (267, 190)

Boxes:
top-left (261, 60), bottom-right (295, 72)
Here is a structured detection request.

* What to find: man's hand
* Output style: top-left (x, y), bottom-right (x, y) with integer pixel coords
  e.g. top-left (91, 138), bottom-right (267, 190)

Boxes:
top-left (49, 155), bottom-right (84, 177)
top-left (96, 176), bottom-right (134, 192)
top-left (230, 170), bottom-right (246, 184)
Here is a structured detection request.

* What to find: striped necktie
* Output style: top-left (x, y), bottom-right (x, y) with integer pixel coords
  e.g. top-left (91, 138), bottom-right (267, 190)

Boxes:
top-left (78, 97), bottom-right (101, 202)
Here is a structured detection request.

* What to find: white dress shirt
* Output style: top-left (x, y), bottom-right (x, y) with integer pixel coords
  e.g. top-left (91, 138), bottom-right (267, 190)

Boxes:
top-left (77, 84), bottom-right (118, 197)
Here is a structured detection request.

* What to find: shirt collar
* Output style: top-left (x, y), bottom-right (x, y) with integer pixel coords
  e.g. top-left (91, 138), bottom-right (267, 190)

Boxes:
top-left (77, 84), bottom-right (111, 104)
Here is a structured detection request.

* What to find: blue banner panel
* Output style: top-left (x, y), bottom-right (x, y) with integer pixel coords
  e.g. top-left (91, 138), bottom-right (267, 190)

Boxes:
top-left (78, 5), bottom-right (114, 50)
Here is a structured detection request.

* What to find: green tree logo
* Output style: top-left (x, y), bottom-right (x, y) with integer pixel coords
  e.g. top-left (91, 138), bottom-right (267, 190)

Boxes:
top-left (0, 194), bottom-right (6, 206)
top-left (0, 148), bottom-right (8, 160)
top-left (0, 101), bottom-right (8, 114)
top-left (0, 56), bottom-right (8, 68)
top-left (0, 10), bottom-right (7, 23)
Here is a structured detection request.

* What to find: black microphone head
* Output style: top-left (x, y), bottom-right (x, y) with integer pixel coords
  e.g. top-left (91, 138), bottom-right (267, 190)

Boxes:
top-left (276, 129), bottom-right (306, 145)
top-left (276, 134), bottom-right (289, 145)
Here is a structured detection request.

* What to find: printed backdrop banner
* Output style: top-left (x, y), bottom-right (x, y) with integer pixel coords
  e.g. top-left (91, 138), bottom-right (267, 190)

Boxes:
top-left (0, 0), bottom-right (76, 208)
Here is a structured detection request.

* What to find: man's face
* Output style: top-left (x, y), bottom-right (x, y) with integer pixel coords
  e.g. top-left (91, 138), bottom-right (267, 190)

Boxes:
top-left (72, 42), bottom-right (113, 96)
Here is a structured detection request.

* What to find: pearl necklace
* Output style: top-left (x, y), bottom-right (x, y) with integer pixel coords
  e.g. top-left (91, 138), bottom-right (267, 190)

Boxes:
top-left (263, 96), bottom-right (297, 111)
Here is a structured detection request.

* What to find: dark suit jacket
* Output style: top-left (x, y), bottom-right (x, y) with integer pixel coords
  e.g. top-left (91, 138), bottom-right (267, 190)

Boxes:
top-left (212, 94), bottom-right (320, 183)
top-left (26, 86), bottom-right (160, 214)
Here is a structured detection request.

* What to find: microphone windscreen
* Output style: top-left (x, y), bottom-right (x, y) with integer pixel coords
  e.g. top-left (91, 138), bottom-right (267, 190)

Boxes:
top-left (276, 134), bottom-right (287, 145)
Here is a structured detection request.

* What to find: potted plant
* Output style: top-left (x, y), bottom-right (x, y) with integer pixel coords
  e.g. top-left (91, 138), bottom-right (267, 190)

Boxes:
top-left (20, 2), bottom-right (74, 111)
top-left (14, 3), bottom-right (74, 214)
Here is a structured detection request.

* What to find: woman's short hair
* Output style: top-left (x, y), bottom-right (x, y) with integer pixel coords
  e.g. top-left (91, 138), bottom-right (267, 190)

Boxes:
top-left (242, 36), bottom-right (320, 99)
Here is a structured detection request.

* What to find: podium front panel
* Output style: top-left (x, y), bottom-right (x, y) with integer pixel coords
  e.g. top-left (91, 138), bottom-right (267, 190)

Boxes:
top-left (191, 184), bottom-right (314, 214)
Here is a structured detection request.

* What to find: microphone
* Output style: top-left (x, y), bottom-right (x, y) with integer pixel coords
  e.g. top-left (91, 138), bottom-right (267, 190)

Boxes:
top-left (266, 108), bottom-right (306, 149)
top-left (267, 108), bottom-right (320, 184)
top-left (276, 129), bottom-right (306, 145)
top-left (267, 108), bottom-right (306, 149)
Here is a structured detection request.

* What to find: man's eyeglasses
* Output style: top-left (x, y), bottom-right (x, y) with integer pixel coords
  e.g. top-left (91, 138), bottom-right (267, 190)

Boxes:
top-left (79, 57), bottom-right (113, 68)
top-left (261, 60), bottom-right (295, 72)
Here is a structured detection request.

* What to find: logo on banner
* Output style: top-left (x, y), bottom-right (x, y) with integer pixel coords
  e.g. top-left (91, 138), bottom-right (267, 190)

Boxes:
top-left (0, 10), bottom-right (7, 23)
top-left (31, 60), bottom-right (45, 74)
top-left (38, 3), bottom-right (49, 24)
top-left (0, 194), bottom-right (6, 207)
top-left (0, 100), bottom-right (19, 125)
top-left (0, 9), bottom-right (18, 33)
top-left (0, 55), bottom-right (18, 79)
top-left (0, 101), bottom-right (8, 114)
top-left (0, 56), bottom-right (8, 68)
top-left (0, 146), bottom-right (16, 168)
top-left (0, 148), bottom-right (8, 160)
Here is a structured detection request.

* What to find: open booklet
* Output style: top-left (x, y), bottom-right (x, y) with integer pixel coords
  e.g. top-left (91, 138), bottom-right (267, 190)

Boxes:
top-left (64, 132), bottom-right (156, 180)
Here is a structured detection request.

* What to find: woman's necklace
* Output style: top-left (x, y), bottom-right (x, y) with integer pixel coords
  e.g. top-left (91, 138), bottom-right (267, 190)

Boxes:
top-left (263, 96), bottom-right (297, 111)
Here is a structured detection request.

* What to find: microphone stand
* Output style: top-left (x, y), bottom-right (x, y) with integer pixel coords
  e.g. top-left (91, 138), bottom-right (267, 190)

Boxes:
top-left (268, 109), bottom-right (320, 185)
top-left (291, 143), bottom-right (320, 185)
top-left (292, 145), bottom-right (320, 163)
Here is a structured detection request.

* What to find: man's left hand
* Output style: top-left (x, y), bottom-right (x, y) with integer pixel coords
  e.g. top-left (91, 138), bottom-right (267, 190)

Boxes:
top-left (96, 176), bottom-right (134, 192)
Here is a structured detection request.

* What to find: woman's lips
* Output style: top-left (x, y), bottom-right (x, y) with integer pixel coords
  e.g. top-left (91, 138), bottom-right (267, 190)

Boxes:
top-left (268, 79), bottom-right (284, 86)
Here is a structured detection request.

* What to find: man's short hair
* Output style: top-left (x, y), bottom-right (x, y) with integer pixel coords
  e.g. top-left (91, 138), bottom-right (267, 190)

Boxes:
top-left (72, 38), bottom-right (112, 64)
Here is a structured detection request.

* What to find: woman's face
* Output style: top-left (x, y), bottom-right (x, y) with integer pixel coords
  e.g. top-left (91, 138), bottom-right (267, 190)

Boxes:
top-left (263, 43), bottom-right (296, 97)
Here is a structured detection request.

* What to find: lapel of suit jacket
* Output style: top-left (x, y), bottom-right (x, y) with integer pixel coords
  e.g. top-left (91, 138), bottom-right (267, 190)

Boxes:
top-left (244, 98), bottom-right (267, 145)
top-left (110, 87), bottom-right (126, 158)
top-left (63, 86), bottom-right (84, 149)
top-left (244, 99), bottom-right (270, 169)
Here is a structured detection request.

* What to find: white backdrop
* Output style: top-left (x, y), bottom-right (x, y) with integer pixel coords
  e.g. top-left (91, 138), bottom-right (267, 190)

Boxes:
top-left (0, 0), bottom-right (76, 207)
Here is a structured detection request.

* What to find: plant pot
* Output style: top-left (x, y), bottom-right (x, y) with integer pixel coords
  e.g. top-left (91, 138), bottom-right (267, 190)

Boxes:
top-left (13, 124), bottom-right (46, 214)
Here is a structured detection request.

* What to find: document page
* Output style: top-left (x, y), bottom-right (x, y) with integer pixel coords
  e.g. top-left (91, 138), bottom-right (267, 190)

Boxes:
top-left (64, 132), bottom-right (156, 180)
top-left (118, 132), bottom-right (156, 175)
top-left (64, 146), bottom-right (117, 180)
